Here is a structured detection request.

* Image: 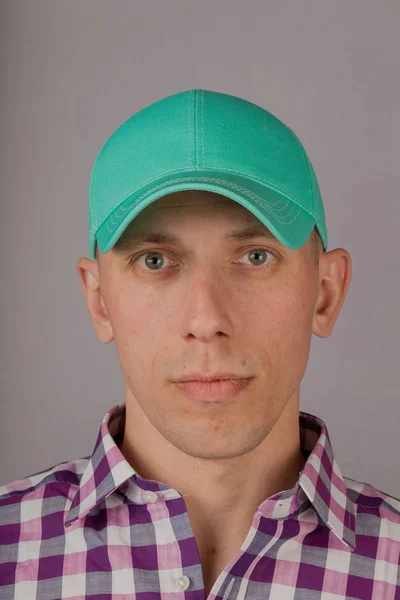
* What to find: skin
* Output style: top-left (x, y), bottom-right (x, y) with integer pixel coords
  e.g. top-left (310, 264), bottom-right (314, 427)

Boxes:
top-left (77, 190), bottom-right (352, 590)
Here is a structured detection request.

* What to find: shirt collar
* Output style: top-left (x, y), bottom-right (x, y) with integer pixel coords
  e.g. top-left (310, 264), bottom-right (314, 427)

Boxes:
top-left (64, 403), bottom-right (356, 552)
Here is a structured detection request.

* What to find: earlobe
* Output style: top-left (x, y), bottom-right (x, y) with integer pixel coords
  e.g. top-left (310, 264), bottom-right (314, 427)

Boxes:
top-left (76, 257), bottom-right (115, 344)
top-left (312, 249), bottom-right (352, 339)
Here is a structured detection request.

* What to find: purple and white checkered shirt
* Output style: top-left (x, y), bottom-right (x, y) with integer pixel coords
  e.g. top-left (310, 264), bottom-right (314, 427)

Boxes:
top-left (1, 403), bottom-right (399, 599)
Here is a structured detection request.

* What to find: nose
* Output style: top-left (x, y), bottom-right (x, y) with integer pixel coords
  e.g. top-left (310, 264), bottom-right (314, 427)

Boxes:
top-left (178, 265), bottom-right (233, 342)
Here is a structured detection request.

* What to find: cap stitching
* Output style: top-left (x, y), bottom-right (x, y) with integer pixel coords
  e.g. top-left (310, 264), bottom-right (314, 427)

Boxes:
top-left (93, 165), bottom-right (314, 215)
top-left (287, 126), bottom-right (317, 217)
top-left (100, 177), bottom-right (293, 229)
top-left (88, 153), bottom-right (101, 230)
top-left (194, 91), bottom-right (198, 168)
top-left (98, 176), bottom-right (305, 247)
top-left (89, 120), bottom-right (136, 230)
top-left (202, 89), bottom-right (205, 168)
top-left (90, 166), bottom-right (316, 237)
top-left (188, 91), bottom-right (192, 167)
top-left (302, 147), bottom-right (316, 216)
top-left (92, 175), bottom-right (306, 238)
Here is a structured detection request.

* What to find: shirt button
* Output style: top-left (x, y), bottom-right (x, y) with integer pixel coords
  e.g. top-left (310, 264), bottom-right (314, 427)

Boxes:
top-left (175, 575), bottom-right (190, 591)
top-left (142, 491), bottom-right (158, 503)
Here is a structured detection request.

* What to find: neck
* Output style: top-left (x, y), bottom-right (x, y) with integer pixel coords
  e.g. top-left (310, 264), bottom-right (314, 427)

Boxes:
top-left (119, 388), bottom-right (304, 530)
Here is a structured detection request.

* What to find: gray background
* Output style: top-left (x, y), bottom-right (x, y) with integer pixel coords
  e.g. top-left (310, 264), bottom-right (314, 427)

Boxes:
top-left (1, 0), bottom-right (399, 496)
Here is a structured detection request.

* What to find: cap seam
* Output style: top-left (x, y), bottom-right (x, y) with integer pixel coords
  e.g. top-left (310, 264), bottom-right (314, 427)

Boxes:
top-left (88, 152), bottom-right (101, 230)
top-left (194, 90), bottom-right (198, 168)
top-left (287, 126), bottom-right (327, 249)
top-left (89, 118), bottom-right (139, 230)
top-left (187, 91), bottom-right (192, 168)
top-left (202, 89), bottom-right (205, 168)
top-left (287, 127), bottom-right (316, 215)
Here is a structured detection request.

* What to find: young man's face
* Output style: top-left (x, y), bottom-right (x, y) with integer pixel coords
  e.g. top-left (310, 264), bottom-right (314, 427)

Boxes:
top-left (83, 190), bottom-right (330, 459)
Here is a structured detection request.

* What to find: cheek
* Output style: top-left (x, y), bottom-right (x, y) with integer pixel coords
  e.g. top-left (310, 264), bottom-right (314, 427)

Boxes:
top-left (109, 287), bottom-right (169, 369)
top-left (237, 280), bottom-right (311, 333)
top-left (242, 283), bottom-right (314, 370)
top-left (273, 288), bottom-right (314, 381)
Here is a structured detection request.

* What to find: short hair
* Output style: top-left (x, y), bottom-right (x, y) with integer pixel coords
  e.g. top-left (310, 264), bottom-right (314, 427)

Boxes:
top-left (309, 225), bottom-right (325, 266)
top-left (95, 225), bottom-right (324, 267)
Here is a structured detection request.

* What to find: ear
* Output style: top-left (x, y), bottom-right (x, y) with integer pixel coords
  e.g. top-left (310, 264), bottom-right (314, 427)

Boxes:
top-left (312, 248), bottom-right (352, 338)
top-left (76, 257), bottom-right (115, 344)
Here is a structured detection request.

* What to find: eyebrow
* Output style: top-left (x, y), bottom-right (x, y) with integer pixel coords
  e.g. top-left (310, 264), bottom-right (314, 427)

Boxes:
top-left (113, 224), bottom-right (280, 255)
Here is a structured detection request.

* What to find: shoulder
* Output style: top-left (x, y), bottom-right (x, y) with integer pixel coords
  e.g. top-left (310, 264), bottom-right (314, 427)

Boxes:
top-left (0, 457), bottom-right (89, 573)
top-left (0, 456), bottom-right (89, 506)
top-left (344, 475), bottom-right (400, 538)
top-left (344, 475), bottom-right (400, 514)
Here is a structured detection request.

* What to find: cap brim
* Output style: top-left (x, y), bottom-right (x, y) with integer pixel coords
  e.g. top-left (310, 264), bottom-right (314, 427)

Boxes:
top-left (91, 169), bottom-right (318, 260)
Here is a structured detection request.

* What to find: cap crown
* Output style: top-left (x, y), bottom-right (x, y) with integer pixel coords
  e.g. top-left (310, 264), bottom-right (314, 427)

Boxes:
top-left (89, 89), bottom-right (327, 257)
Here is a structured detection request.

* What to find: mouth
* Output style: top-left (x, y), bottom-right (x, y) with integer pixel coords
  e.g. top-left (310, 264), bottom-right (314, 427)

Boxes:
top-left (174, 372), bottom-right (250, 383)
top-left (173, 377), bottom-right (252, 402)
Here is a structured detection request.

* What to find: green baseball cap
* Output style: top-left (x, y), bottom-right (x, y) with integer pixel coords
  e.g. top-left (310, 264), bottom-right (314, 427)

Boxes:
top-left (88, 88), bottom-right (327, 260)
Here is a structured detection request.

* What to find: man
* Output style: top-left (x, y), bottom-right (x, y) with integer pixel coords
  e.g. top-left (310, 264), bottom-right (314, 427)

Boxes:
top-left (1, 89), bottom-right (399, 599)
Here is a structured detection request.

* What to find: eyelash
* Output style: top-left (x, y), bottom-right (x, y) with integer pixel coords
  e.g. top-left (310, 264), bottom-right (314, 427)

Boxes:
top-left (127, 247), bottom-right (280, 271)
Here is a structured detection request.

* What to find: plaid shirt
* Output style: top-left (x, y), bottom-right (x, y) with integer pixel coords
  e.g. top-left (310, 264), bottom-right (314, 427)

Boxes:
top-left (1, 403), bottom-right (399, 599)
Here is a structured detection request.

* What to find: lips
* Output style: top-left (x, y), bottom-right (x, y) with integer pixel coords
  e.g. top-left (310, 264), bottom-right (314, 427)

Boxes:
top-left (175, 373), bottom-right (248, 383)
top-left (174, 377), bottom-right (252, 402)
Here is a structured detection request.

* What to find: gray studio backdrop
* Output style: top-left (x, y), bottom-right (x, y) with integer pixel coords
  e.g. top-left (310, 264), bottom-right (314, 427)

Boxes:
top-left (1, 1), bottom-right (399, 496)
